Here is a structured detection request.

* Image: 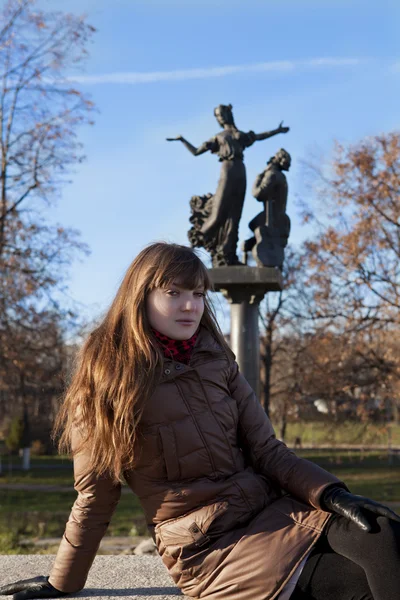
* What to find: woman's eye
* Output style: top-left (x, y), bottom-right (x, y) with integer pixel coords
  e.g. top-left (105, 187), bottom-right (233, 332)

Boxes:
top-left (165, 290), bottom-right (204, 297)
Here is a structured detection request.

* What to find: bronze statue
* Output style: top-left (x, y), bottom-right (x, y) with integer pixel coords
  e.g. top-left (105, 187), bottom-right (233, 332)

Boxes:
top-left (243, 148), bottom-right (291, 269)
top-left (167, 104), bottom-right (289, 267)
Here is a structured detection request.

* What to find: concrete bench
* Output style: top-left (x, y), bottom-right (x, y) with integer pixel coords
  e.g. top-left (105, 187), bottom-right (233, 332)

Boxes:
top-left (0, 556), bottom-right (184, 599)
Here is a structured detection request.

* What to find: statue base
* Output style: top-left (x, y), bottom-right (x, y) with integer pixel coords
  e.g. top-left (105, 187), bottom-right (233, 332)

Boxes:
top-left (208, 266), bottom-right (282, 397)
top-left (209, 265), bottom-right (283, 302)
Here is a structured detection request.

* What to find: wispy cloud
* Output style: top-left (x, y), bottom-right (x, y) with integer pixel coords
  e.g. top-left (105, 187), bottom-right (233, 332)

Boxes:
top-left (389, 61), bottom-right (400, 73)
top-left (66, 57), bottom-right (363, 85)
top-left (306, 58), bottom-right (361, 67)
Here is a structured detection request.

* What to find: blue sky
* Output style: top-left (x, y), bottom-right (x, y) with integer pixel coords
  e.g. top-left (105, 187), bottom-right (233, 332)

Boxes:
top-left (38, 0), bottom-right (400, 331)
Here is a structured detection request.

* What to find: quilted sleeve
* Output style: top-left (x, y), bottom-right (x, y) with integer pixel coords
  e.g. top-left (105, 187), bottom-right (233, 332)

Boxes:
top-left (48, 426), bottom-right (121, 593)
top-left (228, 360), bottom-right (346, 509)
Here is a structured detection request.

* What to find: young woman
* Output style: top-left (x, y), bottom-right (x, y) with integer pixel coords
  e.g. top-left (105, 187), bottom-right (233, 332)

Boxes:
top-left (1, 242), bottom-right (400, 600)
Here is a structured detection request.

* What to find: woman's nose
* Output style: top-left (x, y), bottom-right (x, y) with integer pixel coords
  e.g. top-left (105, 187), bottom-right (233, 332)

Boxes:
top-left (181, 297), bottom-right (195, 310)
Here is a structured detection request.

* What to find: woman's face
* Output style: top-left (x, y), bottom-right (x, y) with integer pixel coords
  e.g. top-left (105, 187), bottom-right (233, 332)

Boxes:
top-left (215, 109), bottom-right (226, 127)
top-left (215, 106), bottom-right (233, 127)
top-left (146, 280), bottom-right (205, 340)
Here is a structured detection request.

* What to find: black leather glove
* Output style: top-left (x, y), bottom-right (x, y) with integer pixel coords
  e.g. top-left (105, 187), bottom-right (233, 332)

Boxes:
top-left (321, 485), bottom-right (400, 532)
top-left (0, 576), bottom-right (67, 600)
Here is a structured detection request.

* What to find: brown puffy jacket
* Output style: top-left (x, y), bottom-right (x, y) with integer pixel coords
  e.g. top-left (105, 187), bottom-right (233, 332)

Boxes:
top-left (49, 325), bottom-right (343, 600)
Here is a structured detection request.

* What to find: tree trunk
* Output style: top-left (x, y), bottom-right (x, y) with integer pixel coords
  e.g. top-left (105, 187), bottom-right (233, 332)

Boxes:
top-left (280, 412), bottom-right (287, 441)
top-left (260, 325), bottom-right (273, 416)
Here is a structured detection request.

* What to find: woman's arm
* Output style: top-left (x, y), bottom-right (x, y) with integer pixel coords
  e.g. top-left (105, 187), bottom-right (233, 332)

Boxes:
top-left (253, 121), bottom-right (289, 141)
top-left (166, 135), bottom-right (216, 156)
top-left (48, 426), bottom-right (122, 593)
top-left (227, 360), bottom-right (345, 509)
top-left (0, 425), bottom-right (122, 598)
top-left (227, 360), bottom-right (400, 530)
top-left (252, 169), bottom-right (276, 199)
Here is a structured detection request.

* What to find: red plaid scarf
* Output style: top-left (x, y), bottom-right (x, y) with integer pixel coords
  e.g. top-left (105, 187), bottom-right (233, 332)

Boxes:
top-left (152, 328), bottom-right (199, 365)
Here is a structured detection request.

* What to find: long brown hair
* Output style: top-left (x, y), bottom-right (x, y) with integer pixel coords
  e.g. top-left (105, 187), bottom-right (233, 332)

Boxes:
top-left (53, 242), bottom-right (233, 483)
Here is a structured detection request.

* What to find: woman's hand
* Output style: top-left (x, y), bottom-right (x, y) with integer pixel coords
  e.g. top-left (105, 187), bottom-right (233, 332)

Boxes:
top-left (166, 135), bottom-right (183, 141)
top-left (0, 576), bottom-right (67, 600)
top-left (277, 121), bottom-right (289, 133)
top-left (322, 486), bottom-right (400, 532)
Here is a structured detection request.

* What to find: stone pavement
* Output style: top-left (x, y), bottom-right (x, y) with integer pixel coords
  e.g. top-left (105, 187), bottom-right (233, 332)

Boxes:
top-left (0, 555), bottom-right (185, 599)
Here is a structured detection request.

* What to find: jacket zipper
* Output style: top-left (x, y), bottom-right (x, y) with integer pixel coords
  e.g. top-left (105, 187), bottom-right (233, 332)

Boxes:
top-left (174, 379), bottom-right (218, 476)
top-left (195, 372), bottom-right (237, 468)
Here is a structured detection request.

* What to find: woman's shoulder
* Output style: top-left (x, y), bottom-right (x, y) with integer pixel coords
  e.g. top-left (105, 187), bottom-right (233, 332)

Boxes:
top-left (195, 325), bottom-right (235, 364)
top-left (238, 129), bottom-right (256, 146)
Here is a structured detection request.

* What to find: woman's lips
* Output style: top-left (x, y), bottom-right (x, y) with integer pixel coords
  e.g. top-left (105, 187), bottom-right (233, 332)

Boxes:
top-left (176, 320), bottom-right (195, 325)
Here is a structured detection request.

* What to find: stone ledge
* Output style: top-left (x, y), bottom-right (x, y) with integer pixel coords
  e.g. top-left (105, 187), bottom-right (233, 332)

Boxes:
top-left (0, 556), bottom-right (185, 599)
top-left (209, 266), bottom-right (283, 291)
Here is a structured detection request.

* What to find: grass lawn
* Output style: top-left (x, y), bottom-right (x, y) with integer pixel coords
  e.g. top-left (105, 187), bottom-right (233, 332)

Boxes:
top-left (283, 421), bottom-right (400, 446)
top-left (297, 450), bottom-right (400, 504)
top-left (0, 469), bottom-right (74, 485)
top-left (0, 455), bottom-right (73, 485)
top-left (0, 489), bottom-right (146, 554)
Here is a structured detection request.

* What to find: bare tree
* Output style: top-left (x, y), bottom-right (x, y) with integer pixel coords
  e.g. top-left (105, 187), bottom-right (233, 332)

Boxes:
top-left (259, 247), bottom-right (306, 417)
top-left (0, 0), bottom-right (94, 429)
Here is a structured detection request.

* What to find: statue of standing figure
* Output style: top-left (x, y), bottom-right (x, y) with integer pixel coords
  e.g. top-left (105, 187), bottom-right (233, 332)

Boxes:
top-left (167, 104), bottom-right (289, 267)
top-left (243, 148), bottom-right (291, 269)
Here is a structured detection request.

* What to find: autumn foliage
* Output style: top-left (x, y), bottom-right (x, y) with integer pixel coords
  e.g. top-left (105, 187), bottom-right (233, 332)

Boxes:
top-left (261, 132), bottom-right (400, 434)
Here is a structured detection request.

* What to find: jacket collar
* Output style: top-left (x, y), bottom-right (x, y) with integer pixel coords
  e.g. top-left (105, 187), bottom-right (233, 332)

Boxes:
top-left (191, 325), bottom-right (226, 363)
top-left (160, 325), bottom-right (226, 381)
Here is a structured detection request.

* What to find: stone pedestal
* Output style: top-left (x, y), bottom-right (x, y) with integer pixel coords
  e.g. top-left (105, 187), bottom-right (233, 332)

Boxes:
top-left (209, 267), bottom-right (283, 397)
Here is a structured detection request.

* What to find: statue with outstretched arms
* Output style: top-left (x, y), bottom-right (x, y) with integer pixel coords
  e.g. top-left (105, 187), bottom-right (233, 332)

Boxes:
top-left (167, 104), bottom-right (289, 267)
